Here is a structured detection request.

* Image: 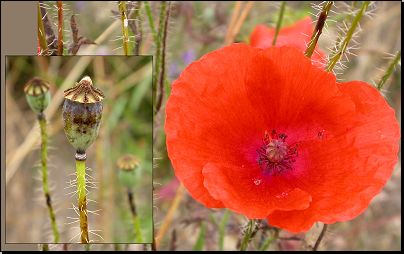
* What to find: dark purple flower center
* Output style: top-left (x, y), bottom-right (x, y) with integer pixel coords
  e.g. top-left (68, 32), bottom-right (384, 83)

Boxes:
top-left (256, 130), bottom-right (298, 176)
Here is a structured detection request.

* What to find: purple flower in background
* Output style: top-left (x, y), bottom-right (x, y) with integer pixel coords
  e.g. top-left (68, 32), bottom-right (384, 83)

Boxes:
top-left (168, 49), bottom-right (197, 79)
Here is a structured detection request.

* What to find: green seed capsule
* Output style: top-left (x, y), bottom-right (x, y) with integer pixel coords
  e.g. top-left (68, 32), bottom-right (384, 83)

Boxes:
top-left (62, 76), bottom-right (104, 152)
top-left (24, 77), bottom-right (51, 114)
top-left (117, 154), bottom-right (141, 188)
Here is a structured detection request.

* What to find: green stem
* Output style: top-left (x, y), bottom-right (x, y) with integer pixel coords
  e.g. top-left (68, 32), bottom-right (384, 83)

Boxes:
top-left (305, 1), bottom-right (333, 59)
top-left (120, 1), bottom-right (131, 55)
top-left (325, 1), bottom-right (370, 72)
top-left (128, 189), bottom-right (143, 242)
top-left (37, 2), bottom-right (48, 54)
top-left (153, 1), bottom-right (167, 116)
top-left (76, 157), bottom-right (89, 243)
top-left (259, 233), bottom-right (274, 251)
top-left (193, 220), bottom-right (206, 251)
top-left (272, 1), bottom-right (287, 46)
top-left (39, 114), bottom-right (60, 243)
top-left (239, 219), bottom-right (257, 251)
top-left (144, 1), bottom-right (158, 44)
top-left (218, 209), bottom-right (231, 251)
top-left (155, 1), bottom-right (170, 115)
top-left (377, 50), bottom-right (401, 91)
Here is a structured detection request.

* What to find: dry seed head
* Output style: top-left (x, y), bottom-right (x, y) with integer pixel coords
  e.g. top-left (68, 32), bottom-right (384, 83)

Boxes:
top-left (62, 76), bottom-right (104, 151)
top-left (63, 76), bottom-right (105, 103)
top-left (117, 154), bottom-right (140, 171)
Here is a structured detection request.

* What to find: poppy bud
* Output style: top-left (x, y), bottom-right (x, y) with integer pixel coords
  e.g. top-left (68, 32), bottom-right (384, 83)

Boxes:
top-left (24, 77), bottom-right (51, 114)
top-left (117, 154), bottom-right (141, 188)
top-left (62, 76), bottom-right (104, 154)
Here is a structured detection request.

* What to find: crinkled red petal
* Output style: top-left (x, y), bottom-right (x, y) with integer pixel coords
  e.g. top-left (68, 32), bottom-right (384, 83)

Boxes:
top-left (266, 81), bottom-right (400, 233)
top-left (250, 17), bottom-right (326, 68)
top-left (165, 43), bottom-right (400, 233)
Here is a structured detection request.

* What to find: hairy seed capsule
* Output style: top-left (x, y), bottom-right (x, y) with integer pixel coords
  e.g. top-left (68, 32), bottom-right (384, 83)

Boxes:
top-left (62, 76), bottom-right (104, 152)
top-left (117, 154), bottom-right (141, 188)
top-left (24, 77), bottom-right (51, 114)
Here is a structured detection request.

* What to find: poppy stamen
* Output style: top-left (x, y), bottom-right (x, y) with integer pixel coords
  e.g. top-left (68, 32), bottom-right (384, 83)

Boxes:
top-left (257, 130), bottom-right (298, 176)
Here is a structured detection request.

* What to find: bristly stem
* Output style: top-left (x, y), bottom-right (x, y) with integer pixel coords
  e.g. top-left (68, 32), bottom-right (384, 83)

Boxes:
top-left (38, 114), bottom-right (60, 243)
top-left (57, 1), bottom-right (63, 55)
top-left (76, 157), bottom-right (89, 243)
top-left (120, 1), bottom-right (131, 55)
top-left (272, 1), bottom-right (287, 46)
top-left (313, 224), bottom-right (328, 251)
top-left (155, 1), bottom-right (171, 116)
top-left (377, 50), bottom-right (401, 91)
top-left (144, 1), bottom-right (158, 44)
top-left (305, 1), bottom-right (333, 59)
top-left (127, 188), bottom-right (143, 242)
top-left (239, 219), bottom-right (257, 251)
top-left (37, 2), bottom-right (48, 54)
top-left (325, 1), bottom-right (370, 72)
top-left (152, 1), bottom-right (167, 115)
top-left (130, 1), bottom-right (143, 55)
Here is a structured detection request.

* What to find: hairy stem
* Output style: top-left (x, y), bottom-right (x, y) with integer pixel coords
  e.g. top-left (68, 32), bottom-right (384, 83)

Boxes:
top-left (38, 114), bottom-right (60, 243)
top-left (37, 2), bottom-right (48, 54)
top-left (239, 219), bottom-right (257, 251)
top-left (325, 1), bottom-right (370, 72)
top-left (155, 1), bottom-right (171, 116)
top-left (120, 1), bottom-right (131, 55)
top-left (152, 1), bottom-right (167, 116)
top-left (76, 157), bottom-right (89, 243)
top-left (305, 1), bottom-right (333, 59)
top-left (377, 50), bottom-right (401, 91)
top-left (57, 1), bottom-right (63, 55)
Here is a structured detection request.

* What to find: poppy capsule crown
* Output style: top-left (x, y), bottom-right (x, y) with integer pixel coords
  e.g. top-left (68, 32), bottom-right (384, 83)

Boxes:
top-left (62, 76), bottom-right (104, 153)
top-left (24, 77), bottom-right (51, 114)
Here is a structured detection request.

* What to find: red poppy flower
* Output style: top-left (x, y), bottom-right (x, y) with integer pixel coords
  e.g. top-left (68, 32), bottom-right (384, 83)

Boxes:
top-left (165, 44), bottom-right (400, 233)
top-left (38, 40), bottom-right (41, 55)
top-left (250, 17), bottom-right (326, 68)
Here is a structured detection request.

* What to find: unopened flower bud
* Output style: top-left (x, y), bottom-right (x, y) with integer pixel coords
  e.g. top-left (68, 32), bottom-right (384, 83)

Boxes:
top-left (117, 154), bottom-right (141, 188)
top-left (24, 77), bottom-right (51, 114)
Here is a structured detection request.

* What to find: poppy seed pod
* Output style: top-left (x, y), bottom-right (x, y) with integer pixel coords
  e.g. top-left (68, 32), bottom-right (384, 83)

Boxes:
top-left (117, 154), bottom-right (141, 188)
top-left (24, 77), bottom-right (51, 114)
top-left (62, 76), bottom-right (104, 153)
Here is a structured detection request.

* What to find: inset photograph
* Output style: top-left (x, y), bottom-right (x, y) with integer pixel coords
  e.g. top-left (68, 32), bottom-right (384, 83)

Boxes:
top-left (5, 55), bottom-right (153, 244)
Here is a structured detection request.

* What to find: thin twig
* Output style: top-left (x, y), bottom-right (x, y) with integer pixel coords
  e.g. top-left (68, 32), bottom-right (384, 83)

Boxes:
top-left (224, 1), bottom-right (242, 46)
top-left (313, 224), bottom-right (328, 251)
top-left (228, 1), bottom-right (254, 46)
top-left (155, 183), bottom-right (185, 245)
